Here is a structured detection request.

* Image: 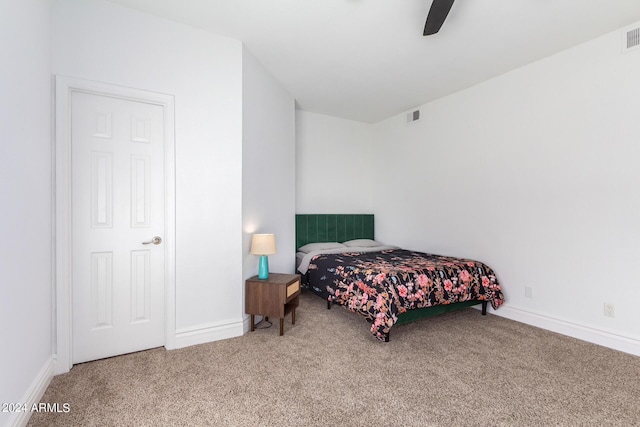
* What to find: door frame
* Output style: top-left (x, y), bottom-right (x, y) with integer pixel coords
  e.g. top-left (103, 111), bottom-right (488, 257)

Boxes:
top-left (54, 76), bottom-right (176, 374)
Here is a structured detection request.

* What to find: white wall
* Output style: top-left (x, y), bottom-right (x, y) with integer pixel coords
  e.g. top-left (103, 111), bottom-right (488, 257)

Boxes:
top-left (0, 0), bottom-right (54, 425)
top-left (372, 26), bottom-right (640, 352)
top-left (296, 111), bottom-right (373, 213)
top-left (241, 47), bottom-right (296, 288)
top-left (52, 0), bottom-right (244, 343)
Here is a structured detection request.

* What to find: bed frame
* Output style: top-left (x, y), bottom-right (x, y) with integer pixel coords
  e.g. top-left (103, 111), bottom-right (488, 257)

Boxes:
top-left (295, 214), bottom-right (487, 340)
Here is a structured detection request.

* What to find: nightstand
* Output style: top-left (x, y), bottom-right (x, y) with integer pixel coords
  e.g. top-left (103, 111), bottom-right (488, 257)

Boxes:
top-left (245, 273), bottom-right (301, 336)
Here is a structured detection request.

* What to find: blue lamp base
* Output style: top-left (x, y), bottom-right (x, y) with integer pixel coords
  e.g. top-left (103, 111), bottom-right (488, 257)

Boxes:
top-left (258, 255), bottom-right (269, 279)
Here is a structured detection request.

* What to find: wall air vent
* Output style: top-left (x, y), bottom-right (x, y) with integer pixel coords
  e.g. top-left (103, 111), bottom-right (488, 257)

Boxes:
top-left (406, 109), bottom-right (420, 123)
top-left (622, 25), bottom-right (640, 53)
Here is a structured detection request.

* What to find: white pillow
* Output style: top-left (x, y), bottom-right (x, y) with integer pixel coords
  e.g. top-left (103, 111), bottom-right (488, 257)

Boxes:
top-left (298, 242), bottom-right (347, 253)
top-left (342, 239), bottom-right (381, 247)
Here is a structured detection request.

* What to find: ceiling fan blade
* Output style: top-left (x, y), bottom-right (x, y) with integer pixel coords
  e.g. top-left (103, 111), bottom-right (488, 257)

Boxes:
top-left (423, 0), bottom-right (455, 36)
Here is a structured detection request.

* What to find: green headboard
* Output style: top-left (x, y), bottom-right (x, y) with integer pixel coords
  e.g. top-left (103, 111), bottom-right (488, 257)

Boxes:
top-left (295, 214), bottom-right (374, 250)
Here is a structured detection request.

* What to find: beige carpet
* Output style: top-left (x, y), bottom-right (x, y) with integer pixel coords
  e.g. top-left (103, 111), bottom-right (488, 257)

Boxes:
top-left (30, 291), bottom-right (640, 426)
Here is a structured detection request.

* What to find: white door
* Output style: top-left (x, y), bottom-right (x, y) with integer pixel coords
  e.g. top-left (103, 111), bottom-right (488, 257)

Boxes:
top-left (71, 91), bottom-right (165, 364)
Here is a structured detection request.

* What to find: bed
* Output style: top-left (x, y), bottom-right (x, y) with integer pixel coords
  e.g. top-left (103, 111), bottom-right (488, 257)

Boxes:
top-left (296, 214), bottom-right (505, 341)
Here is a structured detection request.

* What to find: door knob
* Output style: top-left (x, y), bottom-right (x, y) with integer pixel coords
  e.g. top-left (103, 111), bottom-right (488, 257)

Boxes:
top-left (142, 236), bottom-right (162, 245)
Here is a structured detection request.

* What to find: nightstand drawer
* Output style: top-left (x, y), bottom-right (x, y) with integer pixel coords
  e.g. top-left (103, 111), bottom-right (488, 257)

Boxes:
top-left (286, 280), bottom-right (300, 298)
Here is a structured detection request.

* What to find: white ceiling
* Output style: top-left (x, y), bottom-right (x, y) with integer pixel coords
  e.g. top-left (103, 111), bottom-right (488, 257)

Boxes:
top-left (106, 0), bottom-right (640, 123)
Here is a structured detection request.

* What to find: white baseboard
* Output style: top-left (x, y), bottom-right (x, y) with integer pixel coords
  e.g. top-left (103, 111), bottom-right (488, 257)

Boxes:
top-left (489, 305), bottom-right (640, 357)
top-left (173, 319), bottom-right (245, 349)
top-left (6, 356), bottom-right (54, 427)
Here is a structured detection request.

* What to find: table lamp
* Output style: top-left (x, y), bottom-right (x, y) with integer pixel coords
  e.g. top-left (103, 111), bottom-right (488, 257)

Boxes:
top-left (250, 234), bottom-right (276, 279)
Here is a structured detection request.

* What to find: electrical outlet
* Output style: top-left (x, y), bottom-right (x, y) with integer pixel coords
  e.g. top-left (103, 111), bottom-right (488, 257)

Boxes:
top-left (524, 286), bottom-right (533, 299)
top-left (604, 303), bottom-right (615, 318)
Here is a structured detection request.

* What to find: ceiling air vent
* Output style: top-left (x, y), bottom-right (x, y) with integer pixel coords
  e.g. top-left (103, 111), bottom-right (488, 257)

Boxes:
top-left (406, 109), bottom-right (420, 124)
top-left (622, 25), bottom-right (640, 53)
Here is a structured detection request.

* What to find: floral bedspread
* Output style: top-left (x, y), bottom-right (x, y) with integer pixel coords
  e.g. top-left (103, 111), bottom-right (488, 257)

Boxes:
top-left (306, 249), bottom-right (504, 341)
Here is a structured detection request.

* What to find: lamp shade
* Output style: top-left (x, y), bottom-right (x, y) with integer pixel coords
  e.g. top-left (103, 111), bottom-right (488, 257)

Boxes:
top-left (250, 234), bottom-right (276, 255)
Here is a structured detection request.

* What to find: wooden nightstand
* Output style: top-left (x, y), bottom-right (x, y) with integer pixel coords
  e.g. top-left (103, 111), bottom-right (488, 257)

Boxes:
top-left (245, 273), bottom-right (301, 336)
